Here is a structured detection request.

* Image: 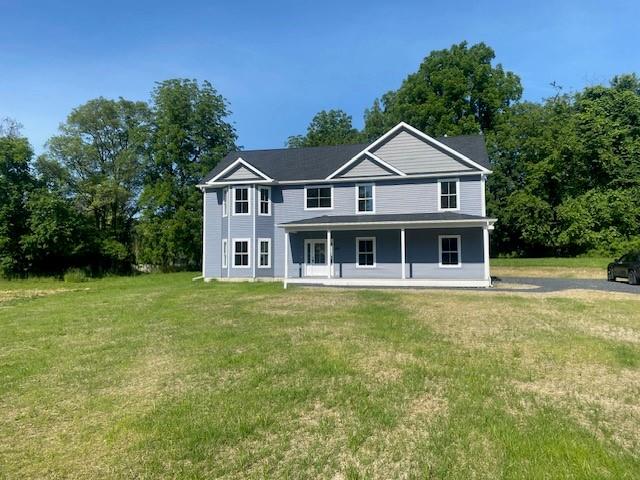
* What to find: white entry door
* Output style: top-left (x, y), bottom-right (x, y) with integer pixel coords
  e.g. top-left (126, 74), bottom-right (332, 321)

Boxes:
top-left (304, 239), bottom-right (333, 276)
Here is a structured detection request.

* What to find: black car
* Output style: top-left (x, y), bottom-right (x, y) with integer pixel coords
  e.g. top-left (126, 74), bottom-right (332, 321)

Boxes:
top-left (608, 252), bottom-right (640, 285)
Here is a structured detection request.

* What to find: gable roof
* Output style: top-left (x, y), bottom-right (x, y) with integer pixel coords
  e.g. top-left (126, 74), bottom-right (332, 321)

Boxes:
top-left (201, 127), bottom-right (490, 184)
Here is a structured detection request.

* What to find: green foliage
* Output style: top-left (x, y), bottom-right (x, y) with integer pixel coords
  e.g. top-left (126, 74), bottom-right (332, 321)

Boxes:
top-left (46, 97), bottom-right (151, 271)
top-left (364, 41), bottom-right (522, 137)
top-left (137, 79), bottom-right (236, 269)
top-left (0, 130), bottom-right (36, 276)
top-left (287, 109), bottom-right (363, 147)
top-left (63, 268), bottom-right (88, 283)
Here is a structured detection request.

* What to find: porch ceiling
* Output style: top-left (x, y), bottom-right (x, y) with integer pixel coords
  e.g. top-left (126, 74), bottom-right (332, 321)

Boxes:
top-left (279, 212), bottom-right (496, 231)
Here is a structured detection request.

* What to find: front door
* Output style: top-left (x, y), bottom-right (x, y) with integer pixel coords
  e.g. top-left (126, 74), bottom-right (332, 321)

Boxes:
top-left (304, 239), bottom-right (332, 276)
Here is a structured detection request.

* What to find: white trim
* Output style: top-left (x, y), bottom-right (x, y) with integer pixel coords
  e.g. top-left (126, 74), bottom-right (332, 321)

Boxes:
top-left (281, 219), bottom-right (497, 230)
top-left (284, 277), bottom-right (491, 288)
top-left (437, 178), bottom-right (460, 212)
top-left (227, 199), bottom-right (231, 277)
top-left (284, 232), bottom-right (289, 288)
top-left (222, 239), bottom-right (228, 269)
top-left (355, 183), bottom-right (375, 214)
top-left (327, 230), bottom-right (332, 279)
top-left (222, 187), bottom-right (229, 217)
top-left (232, 185), bottom-right (251, 216)
top-left (258, 238), bottom-right (271, 269)
top-left (257, 186), bottom-right (271, 216)
top-left (356, 236), bottom-right (376, 268)
top-left (370, 122), bottom-right (492, 173)
top-left (327, 151), bottom-right (406, 179)
top-left (252, 185), bottom-right (256, 278)
top-left (198, 170), bottom-right (487, 188)
top-left (480, 174), bottom-right (487, 217)
top-left (483, 226), bottom-right (490, 281)
top-left (208, 157), bottom-right (273, 183)
top-left (202, 190), bottom-right (207, 277)
top-left (232, 238), bottom-right (251, 269)
top-left (400, 228), bottom-right (406, 280)
top-left (304, 185), bottom-right (334, 211)
top-left (438, 235), bottom-right (461, 268)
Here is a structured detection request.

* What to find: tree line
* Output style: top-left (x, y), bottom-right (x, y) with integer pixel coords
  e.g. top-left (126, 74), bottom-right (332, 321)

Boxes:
top-left (1, 42), bottom-right (639, 277)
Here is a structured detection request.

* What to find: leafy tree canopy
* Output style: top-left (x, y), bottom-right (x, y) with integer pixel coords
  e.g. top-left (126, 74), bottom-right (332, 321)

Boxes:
top-left (287, 110), bottom-right (363, 147)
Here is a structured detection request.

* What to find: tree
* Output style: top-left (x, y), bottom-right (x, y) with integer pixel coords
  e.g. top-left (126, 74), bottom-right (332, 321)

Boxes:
top-left (0, 122), bottom-right (36, 276)
top-left (364, 41), bottom-right (522, 137)
top-left (287, 110), bottom-right (363, 147)
top-left (46, 97), bottom-right (151, 272)
top-left (137, 79), bottom-right (236, 269)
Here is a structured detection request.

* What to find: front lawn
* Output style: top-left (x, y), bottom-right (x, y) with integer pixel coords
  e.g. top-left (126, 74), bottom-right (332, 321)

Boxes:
top-left (1, 274), bottom-right (639, 478)
top-left (491, 257), bottom-right (611, 279)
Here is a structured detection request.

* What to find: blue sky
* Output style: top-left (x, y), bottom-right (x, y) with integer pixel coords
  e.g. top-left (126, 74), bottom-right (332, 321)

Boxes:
top-left (1, 0), bottom-right (638, 153)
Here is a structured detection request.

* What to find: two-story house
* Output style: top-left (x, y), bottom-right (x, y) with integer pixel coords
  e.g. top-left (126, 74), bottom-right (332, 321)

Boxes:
top-left (198, 122), bottom-right (496, 287)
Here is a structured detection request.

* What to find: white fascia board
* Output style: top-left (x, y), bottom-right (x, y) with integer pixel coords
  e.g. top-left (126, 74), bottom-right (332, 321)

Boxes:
top-left (326, 151), bottom-right (406, 179)
top-left (393, 122), bottom-right (492, 173)
top-left (279, 218), bottom-right (497, 230)
top-left (207, 157), bottom-right (273, 183)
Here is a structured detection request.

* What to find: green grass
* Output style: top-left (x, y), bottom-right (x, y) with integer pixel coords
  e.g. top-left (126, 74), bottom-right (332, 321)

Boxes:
top-left (491, 257), bottom-right (611, 269)
top-left (1, 273), bottom-right (640, 478)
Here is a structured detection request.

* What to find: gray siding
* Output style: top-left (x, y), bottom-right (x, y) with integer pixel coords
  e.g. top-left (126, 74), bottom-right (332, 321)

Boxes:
top-left (372, 130), bottom-right (474, 174)
top-left (219, 164), bottom-right (264, 181)
top-left (204, 176), bottom-right (485, 281)
top-left (284, 228), bottom-right (484, 280)
top-left (336, 155), bottom-right (396, 178)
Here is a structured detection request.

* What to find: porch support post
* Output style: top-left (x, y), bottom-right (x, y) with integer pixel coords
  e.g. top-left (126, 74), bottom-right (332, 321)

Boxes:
top-left (327, 230), bottom-right (332, 279)
top-left (284, 231), bottom-right (289, 289)
top-left (401, 228), bottom-right (406, 280)
top-left (483, 224), bottom-right (490, 284)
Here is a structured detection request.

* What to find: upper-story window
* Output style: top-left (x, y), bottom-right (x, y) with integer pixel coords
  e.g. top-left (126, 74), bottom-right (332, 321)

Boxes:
top-left (222, 187), bottom-right (229, 217)
top-left (305, 186), bottom-right (332, 210)
top-left (356, 183), bottom-right (375, 213)
top-left (438, 179), bottom-right (459, 211)
top-left (258, 186), bottom-right (271, 216)
top-left (233, 187), bottom-right (250, 215)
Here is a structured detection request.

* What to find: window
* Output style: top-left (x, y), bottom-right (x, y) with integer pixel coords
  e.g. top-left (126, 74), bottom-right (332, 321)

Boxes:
top-left (258, 238), bottom-right (271, 268)
top-left (222, 239), bottom-right (228, 268)
top-left (233, 239), bottom-right (250, 268)
top-left (356, 184), bottom-right (375, 213)
top-left (234, 187), bottom-right (249, 215)
top-left (258, 186), bottom-right (271, 216)
top-left (222, 188), bottom-right (229, 217)
top-left (439, 235), bottom-right (461, 268)
top-left (356, 237), bottom-right (376, 268)
top-left (305, 186), bottom-right (332, 209)
top-left (439, 179), bottom-right (459, 210)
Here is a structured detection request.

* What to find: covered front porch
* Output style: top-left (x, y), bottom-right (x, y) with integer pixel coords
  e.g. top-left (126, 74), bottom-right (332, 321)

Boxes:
top-left (279, 213), bottom-right (495, 288)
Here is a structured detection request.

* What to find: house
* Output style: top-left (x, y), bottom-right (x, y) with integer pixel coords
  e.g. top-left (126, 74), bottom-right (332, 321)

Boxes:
top-left (198, 122), bottom-right (496, 288)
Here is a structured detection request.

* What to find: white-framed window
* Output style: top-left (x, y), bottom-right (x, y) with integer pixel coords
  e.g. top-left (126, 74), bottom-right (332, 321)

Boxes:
top-left (222, 187), bottom-right (229, 217)
top-left (439, 235), bottom-right (461, 268)
top-left (438, 179), bottom-right (459, 211)
top-left (222, 239), bottom-right (228, 268)
top-left (258, 186), bottom-right (271, 216)
top-left (258, 238), bottom-right (271, 268)
top-left (356, 183), bottom-right (375, 214)
top-left (305, 186), bottom-right (333, 210)
top-left (356, 237), bottom-right (376, 268)
top-left (233, 187), bottom-right (250, 215)
top-left (233, 238), bottom-right (250, 268)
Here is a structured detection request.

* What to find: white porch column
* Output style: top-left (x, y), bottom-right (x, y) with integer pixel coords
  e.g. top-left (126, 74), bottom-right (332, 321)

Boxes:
top-left (284, 231), bottom-right (289, 289)
top-left (483, 224), bottom-right (490, 283)
top-left (401, 228), bottom-right (406, 279)
top-left (327, 230), bottom-right (332, 279)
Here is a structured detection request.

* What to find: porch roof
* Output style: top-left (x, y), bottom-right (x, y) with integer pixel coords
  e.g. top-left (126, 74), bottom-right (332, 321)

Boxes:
top-left (279, 212), bottom-right (496, 230)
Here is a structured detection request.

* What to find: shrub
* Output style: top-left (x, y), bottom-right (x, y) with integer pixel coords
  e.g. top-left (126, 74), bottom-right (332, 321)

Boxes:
top-left (63, 268), bottom-right (88, 283)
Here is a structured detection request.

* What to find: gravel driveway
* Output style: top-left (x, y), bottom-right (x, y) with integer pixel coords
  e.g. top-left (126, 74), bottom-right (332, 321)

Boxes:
top-left (495, 276), bottom-right (640, 293)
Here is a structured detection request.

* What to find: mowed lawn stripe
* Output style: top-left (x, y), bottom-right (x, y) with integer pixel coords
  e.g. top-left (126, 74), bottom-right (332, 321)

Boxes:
top-left (1, 273), bottom-right (639, 478)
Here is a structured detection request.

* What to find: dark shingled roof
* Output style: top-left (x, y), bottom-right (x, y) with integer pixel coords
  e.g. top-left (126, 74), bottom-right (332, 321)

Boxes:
top-left (201, 134), bottom-right (489, 183)
top-left (280, 212), bottom-right (491, 227)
